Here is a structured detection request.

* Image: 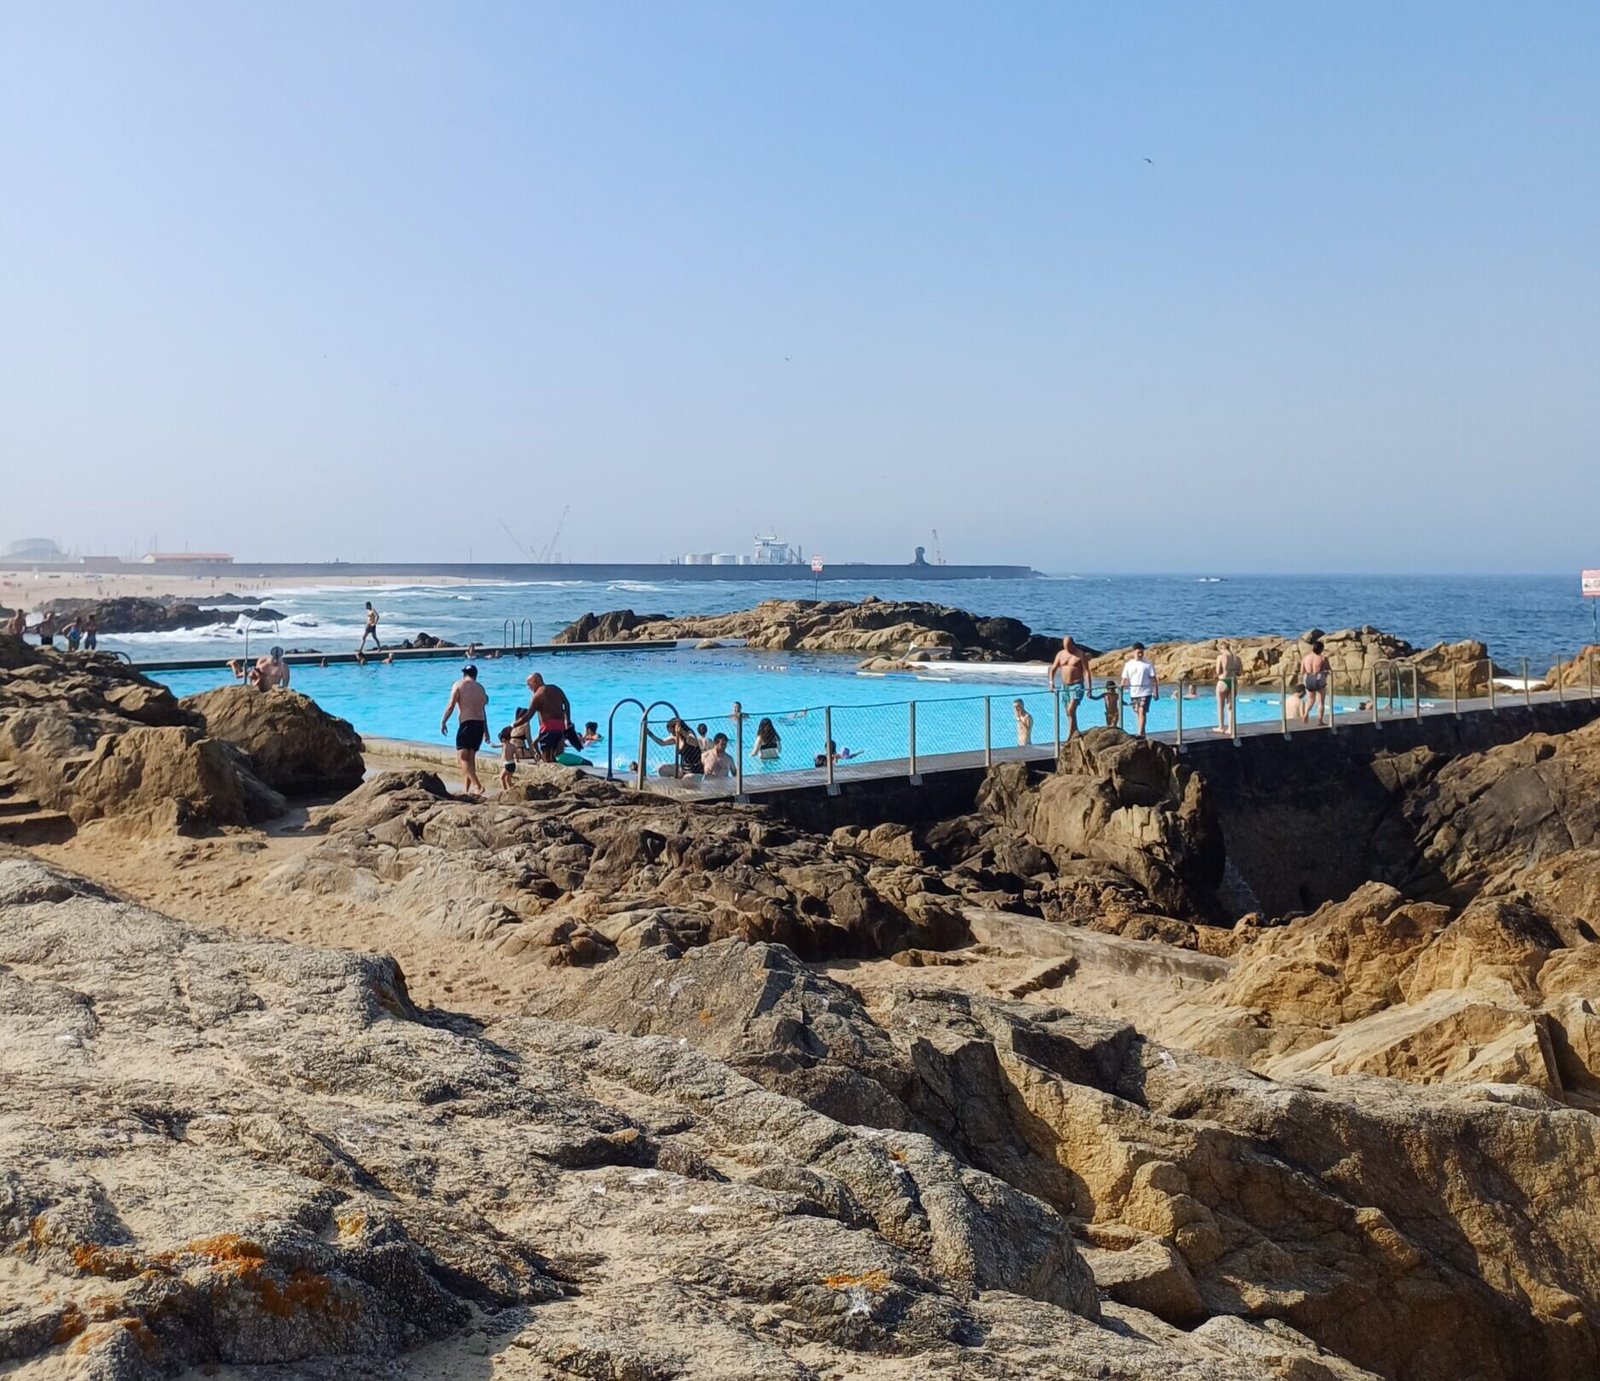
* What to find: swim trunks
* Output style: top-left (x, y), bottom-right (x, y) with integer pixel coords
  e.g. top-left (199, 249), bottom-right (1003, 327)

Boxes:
top-left (1303, 673), bottom-right (1327, 693)
top-left (456, 720), bottom-right (487, 752)
top-left (84, 634), bottom-right (96, 650)
top-left (502, 760), bottom-right (516, 776)
top-left (536, 726), bottom-right (567, 758)
top-left (1064, 681), bottom-right (1086, 704)
top-left (1130, 694), bottom-right (1153, 711)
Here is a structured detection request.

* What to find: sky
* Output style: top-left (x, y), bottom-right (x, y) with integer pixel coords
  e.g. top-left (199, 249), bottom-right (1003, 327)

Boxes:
top-left (1, 2), bottom-right (1596, 572)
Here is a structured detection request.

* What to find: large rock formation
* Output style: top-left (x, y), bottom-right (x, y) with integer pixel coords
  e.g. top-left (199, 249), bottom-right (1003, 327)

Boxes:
top-left (263, 768), bottom-right (972, 964)
top-left (1087, 627), bottom-right (1492, 696)
top-left (184, 684), bottom-right (365, 796)
top-left (0, 635), bottom-right (283, 834)
top-left (30, 593), bottom-right (282, 632)
top-left (556, 597), bottom-right (1058, 661)
top-left (0, 852), bottom-right (1393, 1381)
top-left (530, 939), bottom-right (1600, 1381)
top-left (973, 732), bottom-right (1226, 921)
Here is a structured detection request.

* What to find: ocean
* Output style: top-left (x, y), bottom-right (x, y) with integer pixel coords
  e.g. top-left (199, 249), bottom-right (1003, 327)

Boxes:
top-left (99, 572), bottom-right (1594, 669)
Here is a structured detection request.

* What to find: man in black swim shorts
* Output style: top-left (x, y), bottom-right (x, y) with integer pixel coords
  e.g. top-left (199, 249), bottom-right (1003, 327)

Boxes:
top-left (440, 664), bottom-right (491, 797)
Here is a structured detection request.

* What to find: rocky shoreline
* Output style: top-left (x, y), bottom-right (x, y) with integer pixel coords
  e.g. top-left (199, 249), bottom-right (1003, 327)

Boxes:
top-left (557, 597), bottom-right (1500, 692)
top-left (4, 623), bottom-right (1600, 1379)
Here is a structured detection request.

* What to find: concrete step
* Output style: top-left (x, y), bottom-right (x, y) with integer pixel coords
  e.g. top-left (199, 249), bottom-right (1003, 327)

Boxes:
top-left (0, 810), bottom-right (74, 846)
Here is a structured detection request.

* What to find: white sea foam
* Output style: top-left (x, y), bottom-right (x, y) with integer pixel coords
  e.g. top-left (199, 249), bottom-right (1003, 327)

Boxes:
top-left (609, 581), bottom-right (665, 594)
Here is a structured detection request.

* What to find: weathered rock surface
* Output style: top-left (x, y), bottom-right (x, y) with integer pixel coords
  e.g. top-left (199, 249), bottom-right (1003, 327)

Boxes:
top-left (264, 768), bottom-right (971, 964)
top-left (555, 597), bottom-right (1059, 661)
top-left (0, 635), bottom-right (284, 834)
top-left (1086, 627), bottom-right (1492, 695)
top-left (184, 684), bottom-right (365, 796)
top-left (532, 939), bottom-right (1600, 1381)
top-left (974, 733), bottom-right (1225, 921)
top-left (0, 853), bottom-right (1374, 1381)
top-left (1387, 719), bottom-right (1600, 907)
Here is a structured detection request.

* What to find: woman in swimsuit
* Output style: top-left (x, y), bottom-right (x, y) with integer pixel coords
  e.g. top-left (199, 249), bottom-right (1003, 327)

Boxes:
top-left (649, 718), bottom-right (704, 777)
top-left (750, 718), bottom-right (782, 760)
top-left (1214, 641), bottom-right (1242, 735)
top-left (1299, 639), bottom-right (1331, 726)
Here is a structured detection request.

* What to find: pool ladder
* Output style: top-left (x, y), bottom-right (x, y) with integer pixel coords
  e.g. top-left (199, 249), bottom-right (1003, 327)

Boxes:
top-left (502, 618), bottom-right (534, 649)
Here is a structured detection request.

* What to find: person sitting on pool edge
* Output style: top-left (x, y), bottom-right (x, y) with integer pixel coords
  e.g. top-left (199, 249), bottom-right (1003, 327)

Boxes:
top-left (702, 733), bottom-right (735, 779)
top-left (649, 718), bottom-right (704, 778)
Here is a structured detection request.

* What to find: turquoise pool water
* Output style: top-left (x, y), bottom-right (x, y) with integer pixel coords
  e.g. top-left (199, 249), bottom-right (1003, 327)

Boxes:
top-left (150, 647), bottom-right (1318, 776)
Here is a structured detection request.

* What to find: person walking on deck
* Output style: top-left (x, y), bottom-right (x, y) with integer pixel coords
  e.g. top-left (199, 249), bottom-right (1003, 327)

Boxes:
top-left (441, 664), bottom-right (491, 797)
top-left (1048, 636), bottom-right (1092, 738)
top-left (1300, 639), bottom-right (1331, 726)
top-left (1121, 643), bottom-right (1159, 738)
top-left (358, 601), bottom-right (382, 652)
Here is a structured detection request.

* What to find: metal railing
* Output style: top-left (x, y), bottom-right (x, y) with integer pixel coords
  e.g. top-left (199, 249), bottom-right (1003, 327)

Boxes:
top-left (502, 618), bottom-right (534, 649)
top-left (592, 653), bottom-right (1600, 798)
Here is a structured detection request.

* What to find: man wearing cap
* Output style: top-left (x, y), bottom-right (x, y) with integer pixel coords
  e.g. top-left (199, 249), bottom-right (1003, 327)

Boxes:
top-left (249, 646), bottom-right (291, 691)
top-left (441, 664), bottom-right (491, 797)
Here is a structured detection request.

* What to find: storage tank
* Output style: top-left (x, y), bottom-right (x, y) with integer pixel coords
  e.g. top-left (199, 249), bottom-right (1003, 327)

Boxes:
top-left (711, 553), bottom-right (738, 565)
top-left (683, 552), bottom-right (712, 565)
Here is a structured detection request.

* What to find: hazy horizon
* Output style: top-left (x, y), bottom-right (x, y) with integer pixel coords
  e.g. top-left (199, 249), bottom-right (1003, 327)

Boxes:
top-left (3, 3), bottom-right (1597, 573)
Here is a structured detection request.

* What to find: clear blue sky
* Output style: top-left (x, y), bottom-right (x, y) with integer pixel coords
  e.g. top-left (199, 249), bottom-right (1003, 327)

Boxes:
top-left (2, 3), bottom-right (1595, 570)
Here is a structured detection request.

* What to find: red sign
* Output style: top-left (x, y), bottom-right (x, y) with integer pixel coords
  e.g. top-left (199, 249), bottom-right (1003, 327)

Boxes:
top-left (1584, 570), bottom-right (1600, 598)
top-left (810, 555), bottom-right (824, 574)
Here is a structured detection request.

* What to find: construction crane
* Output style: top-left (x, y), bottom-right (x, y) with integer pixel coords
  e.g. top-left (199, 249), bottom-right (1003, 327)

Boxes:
top-left (930, 529), bottom-right (946, 565)
top-left (538, 505), bottom-right (570, 563)
top-left (497, 519), bottom-right (539, 563)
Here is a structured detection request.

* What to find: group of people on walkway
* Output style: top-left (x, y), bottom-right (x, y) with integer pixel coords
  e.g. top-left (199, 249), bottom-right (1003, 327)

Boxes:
top-left (1047, 635), bottom-right (1170, 738)
top-left (440, 666), bottom-right (602, 798)
top-left (1045, 634), bottom-right (1337, 740)
top-left (4, 608), bottom-right (98, 651)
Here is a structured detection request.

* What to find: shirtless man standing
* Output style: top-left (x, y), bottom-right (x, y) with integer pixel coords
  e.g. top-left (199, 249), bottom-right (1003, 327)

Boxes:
top-left (527, 672), bottom-right (582, 760)
top-left (4, 608), bottom-right (26, 638)
top-left (358, 601), bottom-right (382, 652)
top-left (441, 664), bottom-right (491, 796)
top-left (1047, 636), bottom-right (1093, 739)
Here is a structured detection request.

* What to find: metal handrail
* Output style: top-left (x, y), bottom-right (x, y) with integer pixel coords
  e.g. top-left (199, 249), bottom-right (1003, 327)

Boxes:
top-left (637, 698), bottom-right (684, 789)
top-left (603, 697), bottom-right (647, 781)
top-left (241, 616), bottom-right (280, 662)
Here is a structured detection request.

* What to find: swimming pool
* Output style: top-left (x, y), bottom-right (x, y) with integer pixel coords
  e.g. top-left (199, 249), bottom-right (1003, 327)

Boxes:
top-left (148, 648), bottom-right (1324, 777)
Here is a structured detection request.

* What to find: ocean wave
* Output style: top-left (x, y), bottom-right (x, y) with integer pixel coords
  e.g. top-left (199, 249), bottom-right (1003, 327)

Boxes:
top-left (609, 581), bottom-right (665, 593)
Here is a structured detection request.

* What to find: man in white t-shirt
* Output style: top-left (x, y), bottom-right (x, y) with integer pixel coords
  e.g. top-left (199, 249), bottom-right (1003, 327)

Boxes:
top-left (1120, 642), bottom-right (1159, 738)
